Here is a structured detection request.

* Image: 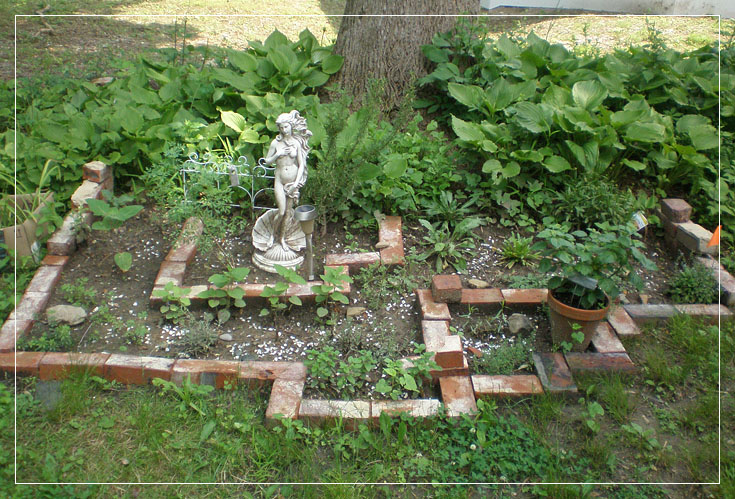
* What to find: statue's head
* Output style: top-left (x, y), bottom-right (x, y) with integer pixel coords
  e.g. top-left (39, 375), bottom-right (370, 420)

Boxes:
top-left (276, 110), bottom-right (311, 143)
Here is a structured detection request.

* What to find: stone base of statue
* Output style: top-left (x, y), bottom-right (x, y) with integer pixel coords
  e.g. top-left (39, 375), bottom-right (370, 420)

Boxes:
top-left (251, 209), bottom-right (306, 273)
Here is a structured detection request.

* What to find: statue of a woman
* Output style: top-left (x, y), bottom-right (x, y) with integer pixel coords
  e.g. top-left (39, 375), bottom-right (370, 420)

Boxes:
top-left (252, 110), bottom-right (311, 273)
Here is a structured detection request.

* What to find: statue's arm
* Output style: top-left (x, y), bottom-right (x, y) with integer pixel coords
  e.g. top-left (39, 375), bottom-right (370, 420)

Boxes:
top-left (263, 140), bottom-right (279, 165)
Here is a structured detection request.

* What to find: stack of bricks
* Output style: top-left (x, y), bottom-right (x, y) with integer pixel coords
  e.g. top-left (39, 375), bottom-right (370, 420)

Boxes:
top-left (660, 198), bottom-right (716, 256)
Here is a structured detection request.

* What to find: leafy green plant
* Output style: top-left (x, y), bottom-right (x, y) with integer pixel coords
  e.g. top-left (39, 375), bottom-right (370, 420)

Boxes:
top-left (113, 251), bottom-right (132, 273)
top-left (151, 281), bottom-right (191, 323)
top-left (86, 191), bottom-right (144, 231)
top-left (19, 323), bottom-right (74, 352)
top-left (152, 376), bottom-right (214, 417)
top-left (473, 332), bottom-right (535, 375)
top-left (416, 217), bottom-right (483, 272)
top-left (552, 174), bottom-right (637, 230)
top-left (506, 272), bottom-right (550, 289)
top-left (60, 278), bottom-right (97, 309)
top-left (374, 345), bottom-right (438, 400)
top-left (178, 313), bottom-right (219, 356)
top-left (198, 266), bottom-right (250, 324)
top-left (578, 385), bottom-right (605, 433)
top-left (304, 347), bottom-right (377, 398)
top-left (260, 264), bottom-right (306, 332)
top-left (534, 220), bottom-right (656, 309)
top-left (122, 320), bottom-right (147, 346)
top-left (666, 261), bottom-right (718, 304)
top-left (500, 233), bottom-right (540, 268)
top-left (311, 266), bottom-right (352, 320)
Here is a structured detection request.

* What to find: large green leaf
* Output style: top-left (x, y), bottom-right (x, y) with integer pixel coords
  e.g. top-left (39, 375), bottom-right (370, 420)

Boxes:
top-left (116, 107), bottom-right (143, 134)
top-left (421, 44), bottom-right (448, 63)
top-left (269, 45), bottom-right (297, 74)
top-left (447, 82), bottom-right (483, 110)
top-left (221, 110), bottom-right (246, 133)
top-left (383, 156), bottom-right (408, 179)
top-left (264, 30), bottom-right (289, 50)
top-left (624, 122), bottom-right (666, 143)
top-left (543, 155), bottom-right (571, 173)
top-left (565, 140), bottom-right (599, 170)
top-left (321, 54), bottom-right (344, 75)
top-left (512, 102), bottom-right (551, 134)
top-left (451, 116), bottom-right (485, 143)
top-left (211, 68), bottom-right (257, 92)
top-left (227, 50), bottom-right (258, 72)
top-left (303, 69), bottom-right (330, 87)
top-left (676, 114), bottom-right (718, 150)
top-left (571, 80), bottom-right (608, 110)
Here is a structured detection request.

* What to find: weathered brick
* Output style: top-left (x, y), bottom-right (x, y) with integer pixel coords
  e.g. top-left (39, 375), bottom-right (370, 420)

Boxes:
top-left (564, 352), bottom-right (637, 373)
top-left (501, 288), bottom-right (548, 306)
top-left (607, 306), bottom-right (640, 336)
top-left (432, 275), bottom-right (463, 303)
top-left (0, 320), bottom-right (34, 352)
top-left (533, 353), bottom-right (577, 394)
top-left (416, 289), bottom-right (451, 321)
top-left (165, 241), bottom-right (198, 264)
top-left (239, 361), bottom-right (306, 383)
top-left (439, 375), bottom-right (477, 417)
top-left (8, 291), bottom-right (50, 321)
top-left (325, 252), bottom-right (380, 270)
top-left (434, 335), bottom-right (464, 369)
top-left (172, 359), bottom-right (242, 388)
top-left (378, 216), bottom-right (404, 265)
top-left (0, 351), bottom-right (45, 376)
top-left (676, 222), bottom-right (717, 255)
top-left (624, 304), bottom-right (677, 325)
top-left (590, 322), bottom-right (626, 353)
top-left (430, 356), bottom-right (469, 380)
top-left (372, 399), bottom-right (441, 421)
top-left (674, 304), bottom-right (733, 324)
top-left (421, 320), bottom-right (450, 352)
top-left (103, 355), bottom-right (174, 385)
top-left (299, 399), bottom-right (371, 430)
top-left (46, 215), bottom-right (78, 256)
top-left (154, 261), bottom-right (187, 287)
top-left (265, 378), bottom-right (304, 426)
top-left (39, 352), bottom-right (110, 380)
top-left (472, 375), bottom-right (543, 398)
top-left (721, 271), bottom-right (735, 308)
top-left (663, 219), bottom-right (682, 248)
top-left (460, 288), bottom-right (504, 310)
top-left (82, 161), bottom-right (112, 184)
top-left (40, 255), bottom-right (70, 267)
top-left (25, 265), bottom-right (64, 294)
top-left (661, 198), bottom-right (692, 223)
top-left (71, 180), bottom-right (105, 209)
top-left (695, 256), bottom-right (724, 271)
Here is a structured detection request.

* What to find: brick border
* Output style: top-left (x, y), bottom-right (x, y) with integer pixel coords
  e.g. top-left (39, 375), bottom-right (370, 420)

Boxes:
top-left (2, 177), bottom-right (733, 428)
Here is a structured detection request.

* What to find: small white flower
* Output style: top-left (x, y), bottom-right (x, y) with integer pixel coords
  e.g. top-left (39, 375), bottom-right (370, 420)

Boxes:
top-left (470, 444), bottom-right (477, 451)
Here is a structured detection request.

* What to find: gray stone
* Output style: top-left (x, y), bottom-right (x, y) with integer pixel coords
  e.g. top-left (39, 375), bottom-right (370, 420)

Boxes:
top-left (46, 304), bottom-right (87, 326)
top-left (346, 306), bottom-right (366, 317)
top-left (467, 278), bottom-right (490, 289)
top-left (218, 333), bottom-right (233, 342)
top-left (35, 380), bottom-right (62, 411)
top-left (676, 222), bottom-right (717, 255)
top-left (508, 313), bottom-right (532, 335)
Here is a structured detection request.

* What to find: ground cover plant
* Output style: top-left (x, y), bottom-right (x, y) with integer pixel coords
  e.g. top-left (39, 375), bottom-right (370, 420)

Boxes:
top-left (2, 8), bottom-right (733, 493)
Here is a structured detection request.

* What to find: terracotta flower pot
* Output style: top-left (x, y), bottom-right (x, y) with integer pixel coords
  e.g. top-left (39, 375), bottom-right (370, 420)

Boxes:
top-left (547, 288), bottom-right (609, 352)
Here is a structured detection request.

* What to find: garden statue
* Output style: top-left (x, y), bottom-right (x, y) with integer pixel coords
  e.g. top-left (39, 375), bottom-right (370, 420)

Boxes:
top-left (252, 110), bottom-right (312, 273)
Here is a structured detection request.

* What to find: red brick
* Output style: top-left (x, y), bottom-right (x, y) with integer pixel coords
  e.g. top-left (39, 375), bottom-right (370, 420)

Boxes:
top-left (430, 357), bottom-right (469, 380)
top-left (421, 320), bottom-right (450, 352)
top-left (439, 375), bottom-right (477, 417)
top-left (721, 271), bottom-right (735, 308)
top-left (460, 288), bottom-right (504, 309)
top-left (0, 352), bottom-right (45, 376)
top-left (39, 352), bottom-right (110, 380)
top-left (103, 355), bottom-right (174, 385)
top-left (371, 399), bottom-right (441, 421)
top-left (8, 292), bottom-right (50, 321)
top-left (533, 353), bottom-right (577, 394)
top-left (265, 378), bottom-right (304, 426)
top-left (564, 352), bottom-right (637, 373)
top-left (40, 255), bottom-right (70, 267)
top-left (0, 320), bottom-right (34, 352)
top-left (171, 359), bottom-right (243, 388)
top-left (239, 361), bottom-right (306, 383)
top-left (154, 261), bottom-right (186, 287)
top-left (378, 216), bottom-right (404, 266)
top-left (432, 275), bottom-right (462, 303)
top-left (82, 161), bottom-right (112, 184)
top-left (674, 304), bottom-right (733, 324)
top-left (472, 375), bottom-right (543, 398)
top-left (416, 289), bottom-right (451, 321)
top-left (501, 288), bottom-right (548, 306)
top-left (298, 399), bottom-right (370, 430)
top-left (25, 265), bottom-right (64, 294)
top-left (380, 245), bottom-right (405, 266)
top-left (325, 252), bottom-right (380, 270)
top-left (165, 242), bottom-right (197, 264)
top-left (661, 198), bottom-right (692, 223)
top-left (435, 335), bottom-right (464, 369)
top-left (590, 322), bottom-right (626, 353)
top-left (71, 180), bottom-right (105, 209)
top-left (607, 306), bottom-right (641, 336)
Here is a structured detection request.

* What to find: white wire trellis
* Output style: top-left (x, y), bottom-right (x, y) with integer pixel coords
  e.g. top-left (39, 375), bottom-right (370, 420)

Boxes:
top-left (179, 152), bottom-right (275, 214)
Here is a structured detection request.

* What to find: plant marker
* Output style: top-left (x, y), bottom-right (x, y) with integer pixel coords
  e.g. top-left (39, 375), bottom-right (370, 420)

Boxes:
top-left (707, 225), bottom-right (721, 247)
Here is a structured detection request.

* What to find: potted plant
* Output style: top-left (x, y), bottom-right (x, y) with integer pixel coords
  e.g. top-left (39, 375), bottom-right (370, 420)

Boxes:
top-left (533, 220), bottom-right (657, 351)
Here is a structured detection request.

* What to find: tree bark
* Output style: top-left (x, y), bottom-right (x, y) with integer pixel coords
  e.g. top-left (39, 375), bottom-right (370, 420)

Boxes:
top-left (332, 0), bottom-right (479, 109)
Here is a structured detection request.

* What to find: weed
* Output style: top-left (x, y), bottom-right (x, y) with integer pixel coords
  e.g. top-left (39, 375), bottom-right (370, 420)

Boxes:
top-left (666, 261), bottom-right (719, 304)
top-left (506, 273), bottom-right (550, 289)
top-left (178, 313), bottom-right (219, 357)
top-left (260, 265), bottom-right (306, 333)
top-left (416, 216), bottom-right (483, 273)
top-left (473, 332), bottom-right (535, 375)
top-left (19, 322), bottom-right (74, 352)
top-left (500, 233), bottom-right (540, 268)
top-left (152, 376), bottom-right (214, 417)
top-left (198, 266), bottom-right (251, 324)
top-left (152, 281), bottom-right (191, 324)
top-left (60, 277), bottom-right (97, 309)
top-left (311, 266), bottom-right (352, 322)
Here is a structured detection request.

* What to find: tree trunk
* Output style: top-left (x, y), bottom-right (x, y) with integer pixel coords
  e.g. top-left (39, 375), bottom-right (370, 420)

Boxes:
top-left (332, 0), bottom-right (479, 109)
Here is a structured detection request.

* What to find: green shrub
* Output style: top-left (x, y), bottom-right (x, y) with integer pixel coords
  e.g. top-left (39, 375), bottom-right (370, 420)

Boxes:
top-left (551, 175), bottom-right (636, 230)
top-left (667, 262), bottom-right (719, 304)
